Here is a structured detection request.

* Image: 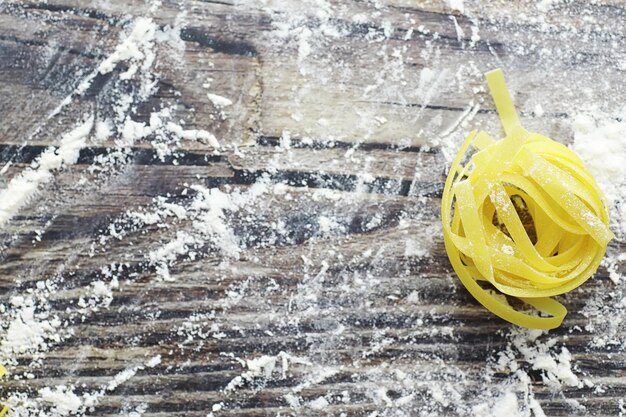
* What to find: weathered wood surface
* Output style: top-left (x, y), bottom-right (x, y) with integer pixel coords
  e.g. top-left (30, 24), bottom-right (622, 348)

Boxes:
top-left (1, 1), bottom-right (626, 416)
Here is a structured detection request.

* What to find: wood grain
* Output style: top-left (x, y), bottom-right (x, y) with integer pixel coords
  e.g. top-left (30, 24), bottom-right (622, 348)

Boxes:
top-left (1, 1), bottom-right (626, 416)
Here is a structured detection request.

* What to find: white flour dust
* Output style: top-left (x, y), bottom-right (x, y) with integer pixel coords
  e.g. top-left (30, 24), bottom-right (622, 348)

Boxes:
top-left (0, 1), bottom-right (625, 417)
top-left (0, 118), bottom-right (94, 226)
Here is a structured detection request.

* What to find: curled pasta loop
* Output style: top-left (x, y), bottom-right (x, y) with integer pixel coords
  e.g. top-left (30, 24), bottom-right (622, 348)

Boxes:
top-left (0, 364), bottom-right (8, 416)
top-left (441, 69), bottom-right (613, 329)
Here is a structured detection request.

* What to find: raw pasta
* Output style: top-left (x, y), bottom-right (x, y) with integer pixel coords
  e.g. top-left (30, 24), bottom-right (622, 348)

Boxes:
top-left (441, 69), bottom-right (613, 329)
top-left (0, 364), bottom-right (7, 416)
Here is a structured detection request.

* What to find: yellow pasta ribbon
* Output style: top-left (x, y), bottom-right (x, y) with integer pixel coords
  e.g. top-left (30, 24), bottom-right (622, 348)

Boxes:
top-left (441, 69), bottom-right (613, 329)
top-left (0, 364), bottom-right (7, 416)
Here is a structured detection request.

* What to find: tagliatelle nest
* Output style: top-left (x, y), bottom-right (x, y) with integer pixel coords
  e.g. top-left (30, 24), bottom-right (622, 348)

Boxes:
top-left (441, 69), bottom-right (613, 329)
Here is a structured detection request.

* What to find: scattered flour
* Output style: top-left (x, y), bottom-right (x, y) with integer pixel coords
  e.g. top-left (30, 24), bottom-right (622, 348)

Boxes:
top-left (0, 8), bottom-right (195, 416)
top-left (472, 391), bottom-right (519, 417)
top-left (444, 0), bottom-right (465, 14)
top-left (1, 2), bottom-right (624, 417)
top-left (38, 386), bottom-right (90, 416)
top-left (0, 117), bottom-right (93, 226)
top-left (571, 110), bottom-right (626, 349)
top-left (207, 93), bottom-right (233, 108)
top-left (7, 356), bottom-right (157, 416)
top-left (224, 352), bottom-right (312, 393)
top-left (145, 185), bottom-right (242, 280)
top-left (107, 367), bottom-right (139, 392)
top-left (536, 0), bottom-right (558, 12)
top-left (146, 355), bottom-right (162, 368)
top-left (308, 396), bottom-right (330, 410)
top-left (1, 296), bottom-right (62, 358)
top-left (496, 329), bottom-right (581, 390)
top-left (96, 17), bottom-right (158, 99)
top-left (572, 110), bottom-right (626, 234)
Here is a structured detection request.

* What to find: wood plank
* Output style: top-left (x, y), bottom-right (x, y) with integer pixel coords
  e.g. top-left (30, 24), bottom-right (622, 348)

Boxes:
top-left (1, 1), bottom-right (626, 416)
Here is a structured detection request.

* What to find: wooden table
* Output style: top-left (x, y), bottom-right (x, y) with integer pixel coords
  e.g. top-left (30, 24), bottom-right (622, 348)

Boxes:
top-left (1, 1), bottom-right (625, 416)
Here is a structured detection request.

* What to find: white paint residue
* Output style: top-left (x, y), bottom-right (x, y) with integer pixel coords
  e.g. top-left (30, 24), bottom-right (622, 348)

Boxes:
top-left (0, 117), bottom-right (93, 226)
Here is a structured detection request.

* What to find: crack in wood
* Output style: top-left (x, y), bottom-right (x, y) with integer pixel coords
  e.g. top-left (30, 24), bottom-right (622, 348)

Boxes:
top-left (0, 34), bottom-right (105, 61)
top-left (0, 144), bottom-right (225, 165)
top-left (180, 27), bottom-right (257, 57)
top-left (256, 135), bottom-right (440, 153)
top-left (196, 0), bottom-right (236, 5)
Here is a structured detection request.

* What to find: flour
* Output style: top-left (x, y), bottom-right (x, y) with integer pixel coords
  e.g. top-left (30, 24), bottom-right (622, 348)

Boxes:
top-left (0, 296), bottom-right (62, 358)
top-left (224, 352), bottom-right (312, 393)
top-left (124, 404), bottom-right (148, 417)
top-left (146, 355), bottom-right (161, 368)
top-left (450, 16), bottom-right (465, 42)
top-left (308, 396), bottom-right (330, 410)
top-left (570, 109), bottom-right (626, 350)
top-left (496, 329), bottom-right (581, 390)
top-left (107, 367), bottom-right (139, 392)
top-left (98, 17), bottom-right (158, 100)
top-left (0, 8), bottom-right (192, 416)
top-left (207, 93), bottom-right (234, 108)
top-left (573, 110), bottom-right (626, 234)
top-left (466, 326), bottom-right (597, 417)
top-left (7, 357), bottom-right (156, 416)
top-left (144, 185), bottom-right (242, 280)
top-left (2, 1), bottom-right (625, 417)
top-left (536, 0), bottom-right (558, 12)
top-left (444, 0), bottom-right (465, 14)
top-left (0, 117), bottom-right (93, 226)
top-left (472, 391), bottom-right (519, 417)
top-left (38, 386), bottom-right (86, 416)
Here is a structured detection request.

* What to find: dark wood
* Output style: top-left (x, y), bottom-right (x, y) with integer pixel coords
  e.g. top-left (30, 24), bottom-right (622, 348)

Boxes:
top-left (1, 1), bottom-right (625, 416)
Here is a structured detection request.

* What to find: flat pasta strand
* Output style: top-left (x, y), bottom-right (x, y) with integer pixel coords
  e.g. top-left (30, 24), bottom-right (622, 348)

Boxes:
top-left (0, 364), bottom-right (8, 416)
top-left (441, 69), bottom-right (613, 329)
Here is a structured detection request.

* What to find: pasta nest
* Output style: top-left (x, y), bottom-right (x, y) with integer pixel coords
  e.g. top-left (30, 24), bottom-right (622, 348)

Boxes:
top-left (441, 69), bottom-right (613, 329)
